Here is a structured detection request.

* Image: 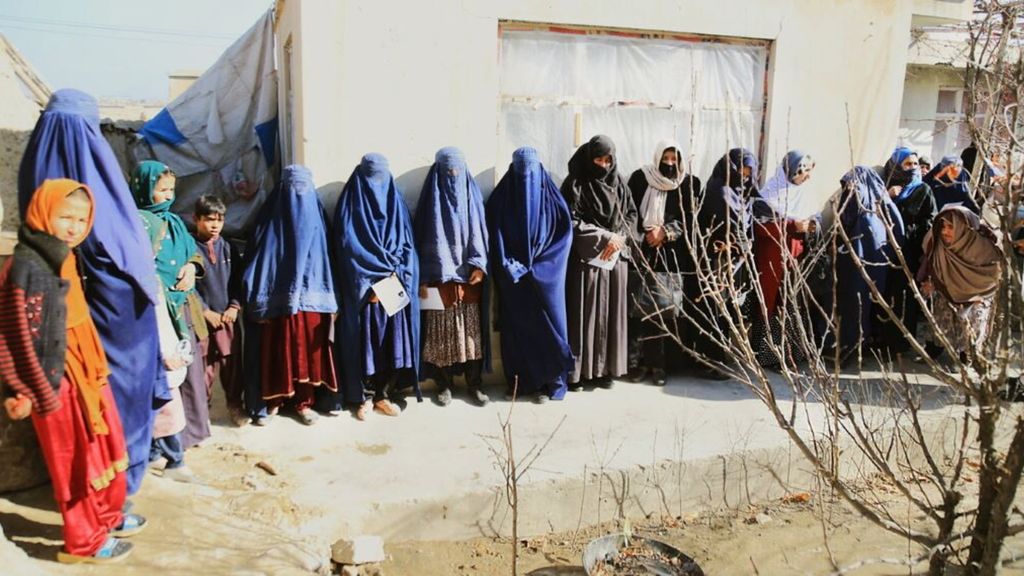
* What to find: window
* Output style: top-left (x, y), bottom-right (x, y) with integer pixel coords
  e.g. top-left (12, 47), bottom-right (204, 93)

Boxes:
top-left (497, 23), bottom-right (770, 184)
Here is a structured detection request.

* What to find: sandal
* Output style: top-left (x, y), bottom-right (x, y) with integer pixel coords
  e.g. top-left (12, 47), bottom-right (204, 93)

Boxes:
top-left (57, 537), bottom-right (132, 564)
top-left (110, 513), bottom-right (147, 537)
top-left (355, 400), bottom-right (372, 421)
top-left (297, 408), bottom-right (319, 426)
top-left (373, 399), bottom-right (401, 417)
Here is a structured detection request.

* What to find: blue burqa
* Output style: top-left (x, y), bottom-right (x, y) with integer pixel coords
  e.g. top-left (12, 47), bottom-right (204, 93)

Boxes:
top-left (241, 165), bottom-right (337, 321)
top-left (924, 155), bottom-right (978, 213)
top-left (331, 154), bottom-right (421, 406)
top-left (18, 88), bottom-right (167, 495)
top-left (413, 147), bottom-right (491, 372)
top-left (836, 166), bottom-right (906, 348)
top-left (486, 147), bottom-right (574, 399)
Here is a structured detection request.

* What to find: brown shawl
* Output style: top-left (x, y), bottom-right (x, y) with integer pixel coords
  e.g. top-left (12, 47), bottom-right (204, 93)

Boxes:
top-left (922, 206), bottom-right (1002, 304)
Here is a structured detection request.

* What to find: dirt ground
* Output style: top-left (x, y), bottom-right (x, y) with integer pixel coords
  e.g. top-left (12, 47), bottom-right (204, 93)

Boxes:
top-left (383, 499), bottom-right (1024, 576)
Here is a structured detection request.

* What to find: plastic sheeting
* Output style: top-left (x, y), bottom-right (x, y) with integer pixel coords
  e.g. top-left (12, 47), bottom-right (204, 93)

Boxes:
top-left (498, 29), bottom-right (767, 185)
top-left (135, 9), bottom-right (278, 237)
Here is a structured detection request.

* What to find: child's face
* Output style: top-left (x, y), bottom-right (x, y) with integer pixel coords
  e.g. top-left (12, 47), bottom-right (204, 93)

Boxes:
top-left (194, 213), bottom-right (224, 240)
top-left (49, 193), bottom-right (92, 247)
top-left (152, 175), bottom-right (176, 204)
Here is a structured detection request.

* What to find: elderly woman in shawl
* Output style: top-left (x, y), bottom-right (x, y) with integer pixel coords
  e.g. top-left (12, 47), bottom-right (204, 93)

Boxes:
top-left (836, 166), bottom-right (905, 356)
top-left (19, 89), bottom-right (165, 495)
top-left (689, 148), bottom-right (758, 380)
top-left (487, 147), bottom-right (574, 402)
top-left (241, 165), bottom-right (338, 426)
top-left (879, 147), bottom-right (937, 353)
top-left (625, 140), bottom-right (701, 386)
top-left (750, 150), bottom-right (819, 368)
top-left (414, 147), bottom-right (490, 407)
top-left (130, 161), bottom-right (210, 458)
top-left (917, 205), bottom-right (1002, 361)
top-left (561, 135), bottom-right (639, 391)
top-left (924, 155), bottom-right (979, 214)
top-left (331, 154), bottom-right (420, 420)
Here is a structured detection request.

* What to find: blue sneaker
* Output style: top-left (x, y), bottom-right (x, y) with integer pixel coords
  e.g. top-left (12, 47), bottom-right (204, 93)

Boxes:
top-left (57, 537), bottom-right (133, 564)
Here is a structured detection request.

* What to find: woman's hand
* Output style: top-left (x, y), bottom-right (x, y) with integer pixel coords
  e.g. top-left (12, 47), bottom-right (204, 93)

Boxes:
top-left (4, 394), bottom-right (32, 420)
top-left (221, 307), bottom-right (239, 324)
top-left (419, 284), bottom-right (429, 299)
top-left (645, 227), bottom-right (666, 248)
top-left (368, 291), bottom-right (380, 304)
top-left (921, 279), bottom-right (935, 297)
top-left (164, 355), bottom-right (188, 371)
top-left (887, 186), bottom-right (902, 199)
top-left (173, 263), bottom-right (197, 292)
top-left (792, 219), bottom-right (810, 234)
top-left (600, 235), bottom-right (625, 260)
top-left (469, 268), bottom-right (485, 285)
top-left (203, 309), bottom-right (223, 330)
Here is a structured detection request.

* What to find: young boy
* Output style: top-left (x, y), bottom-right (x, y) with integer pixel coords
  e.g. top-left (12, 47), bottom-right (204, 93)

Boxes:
top-left (0, 179), bottom-right (145, 563)
top-left (192, 195), bottom-right (247, 426)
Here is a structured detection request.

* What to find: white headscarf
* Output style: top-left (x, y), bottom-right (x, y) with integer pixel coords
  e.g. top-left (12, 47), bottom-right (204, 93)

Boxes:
top-left (756, 150), bottom-right (820, 221)
top-left (639, 140), bottom-right (686, 230)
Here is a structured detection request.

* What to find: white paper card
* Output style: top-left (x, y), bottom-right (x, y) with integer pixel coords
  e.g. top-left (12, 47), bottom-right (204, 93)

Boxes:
top-left (371, 275), bottom-right (410, 317)
top-left (588, 250), bottom-right (620, 271)
top-left (420, 287), bottom-right (445, 311)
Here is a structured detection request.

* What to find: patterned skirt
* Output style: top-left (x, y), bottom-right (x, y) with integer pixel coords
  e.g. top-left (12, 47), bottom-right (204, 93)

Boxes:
top-left (422, 302), bottom-right (483, 368)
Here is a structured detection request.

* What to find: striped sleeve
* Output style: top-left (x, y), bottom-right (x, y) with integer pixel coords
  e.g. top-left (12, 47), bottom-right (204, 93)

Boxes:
top-left (0, 272), bottom-right (61, 415)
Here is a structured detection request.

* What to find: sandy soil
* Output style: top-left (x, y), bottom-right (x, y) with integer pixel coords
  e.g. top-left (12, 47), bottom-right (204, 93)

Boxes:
top-left (383, 498), bottom-right (1024, 576)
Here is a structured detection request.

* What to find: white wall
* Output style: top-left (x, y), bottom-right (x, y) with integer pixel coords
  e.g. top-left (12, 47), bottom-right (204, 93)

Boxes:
top-left (278, 0), bottom-right (940, 215)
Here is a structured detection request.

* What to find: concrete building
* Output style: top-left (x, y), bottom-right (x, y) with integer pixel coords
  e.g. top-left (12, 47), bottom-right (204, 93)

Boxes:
top-left (272, 0), bottom-right (973, 214)
top-left (899, 26), bottom-right (974, 163)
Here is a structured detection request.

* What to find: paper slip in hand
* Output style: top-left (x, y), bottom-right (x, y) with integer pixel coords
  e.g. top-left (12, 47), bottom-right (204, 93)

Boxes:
top-left (588, 249), bottom-right (620, 271)
top-left (420, 287), bottom-right (445, 311)
top-left (371, 274), bottom-right (411, 317)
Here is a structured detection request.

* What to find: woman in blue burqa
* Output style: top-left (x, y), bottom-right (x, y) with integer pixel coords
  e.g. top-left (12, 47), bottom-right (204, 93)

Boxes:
top-left (241, 165), bottom-right (338, 426)
top-left (878, 147), bottom-right (936, 353)
top-left (328, 154), bottom-right (420, 420)
top-left (486, 147), bottom-right (574, 402)
top-left (414, 147), bottom-right (491, 407)
top-left (560, 135), bottom-right (638, 391)
top-left (924, 155), bottom-right (980, 214)
top-left (836, 166), bottom-right (905, 357)
top-left (18, 89), bottom-right (167, 495)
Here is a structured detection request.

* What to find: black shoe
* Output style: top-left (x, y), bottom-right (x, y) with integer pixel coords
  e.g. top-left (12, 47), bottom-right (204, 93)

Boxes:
top-left (651, 369), bottom-right (667, 387)
top-left (594, 376), bottom-right (614, 389)
top-left (568, 381), bottom-right (584, 392)
top-left (534, 394), bottom-right (550, 404)
top-left (626, 367), bottom-right (649, 383)
top-left (695, 366), bottom-right (729, 381)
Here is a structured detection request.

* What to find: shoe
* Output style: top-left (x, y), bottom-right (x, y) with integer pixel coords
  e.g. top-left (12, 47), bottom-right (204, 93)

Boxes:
top-left (535, 394), bottom-right (549, 404)
top-left (626, 367), bottom-right (649, 383)
top-left (568, 382), bottom-right (584, 392)
top-left (297, 408), bottom-right (319, 426)
top-left (110, 513), bottom-right (147, 537)
top-left (161, 465), bottom-right (204, 485)
top-left (57, 537), bottom-right (132, 564)
top-left (468, 387), bottom-right (490, 406)
top-left (373, 399), bottom-right (401, 417)
top-left (228, 406), bottom-right (250, 427)
top-left (253, 414), bottom-right (271, 427)
top-left (436, 387), bottom-right (452, 407)
top-left (355, 400), bottom-right (372, 421)
top-left (651, 369), bottom-right (667, 387)
top-left (267, 405), bottom-right (280, 416)
top-left (695, 366), bottom-right (730, 381)
top-left (594, 376), bottom-right (614, 389)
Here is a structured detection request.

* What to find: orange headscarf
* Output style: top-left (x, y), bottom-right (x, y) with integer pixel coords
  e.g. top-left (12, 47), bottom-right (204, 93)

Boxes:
top-left (24, 179), bottom-right (111, 435)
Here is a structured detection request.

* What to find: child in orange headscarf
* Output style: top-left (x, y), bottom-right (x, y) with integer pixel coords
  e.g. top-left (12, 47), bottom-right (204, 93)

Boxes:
top-left (0, 179), bottom-right (146, 564)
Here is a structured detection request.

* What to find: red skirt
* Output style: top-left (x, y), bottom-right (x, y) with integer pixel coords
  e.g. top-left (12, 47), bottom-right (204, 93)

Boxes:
top-left (260, 311), bottom-right (338, 401)
top-left (32, 378), bottom-right (127, 555)
top-left (754, 220), bottom-right (807, 318)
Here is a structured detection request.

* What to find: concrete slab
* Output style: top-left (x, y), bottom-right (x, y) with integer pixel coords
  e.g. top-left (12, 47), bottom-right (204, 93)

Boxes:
top-left (202, 364), bottom-right (954, 543)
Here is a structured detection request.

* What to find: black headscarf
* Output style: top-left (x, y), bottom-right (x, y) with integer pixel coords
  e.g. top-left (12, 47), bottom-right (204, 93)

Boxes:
top-left (701, 148), bottom-right (758, 246)
top-left (562, 134), bottom-right (631, 232)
